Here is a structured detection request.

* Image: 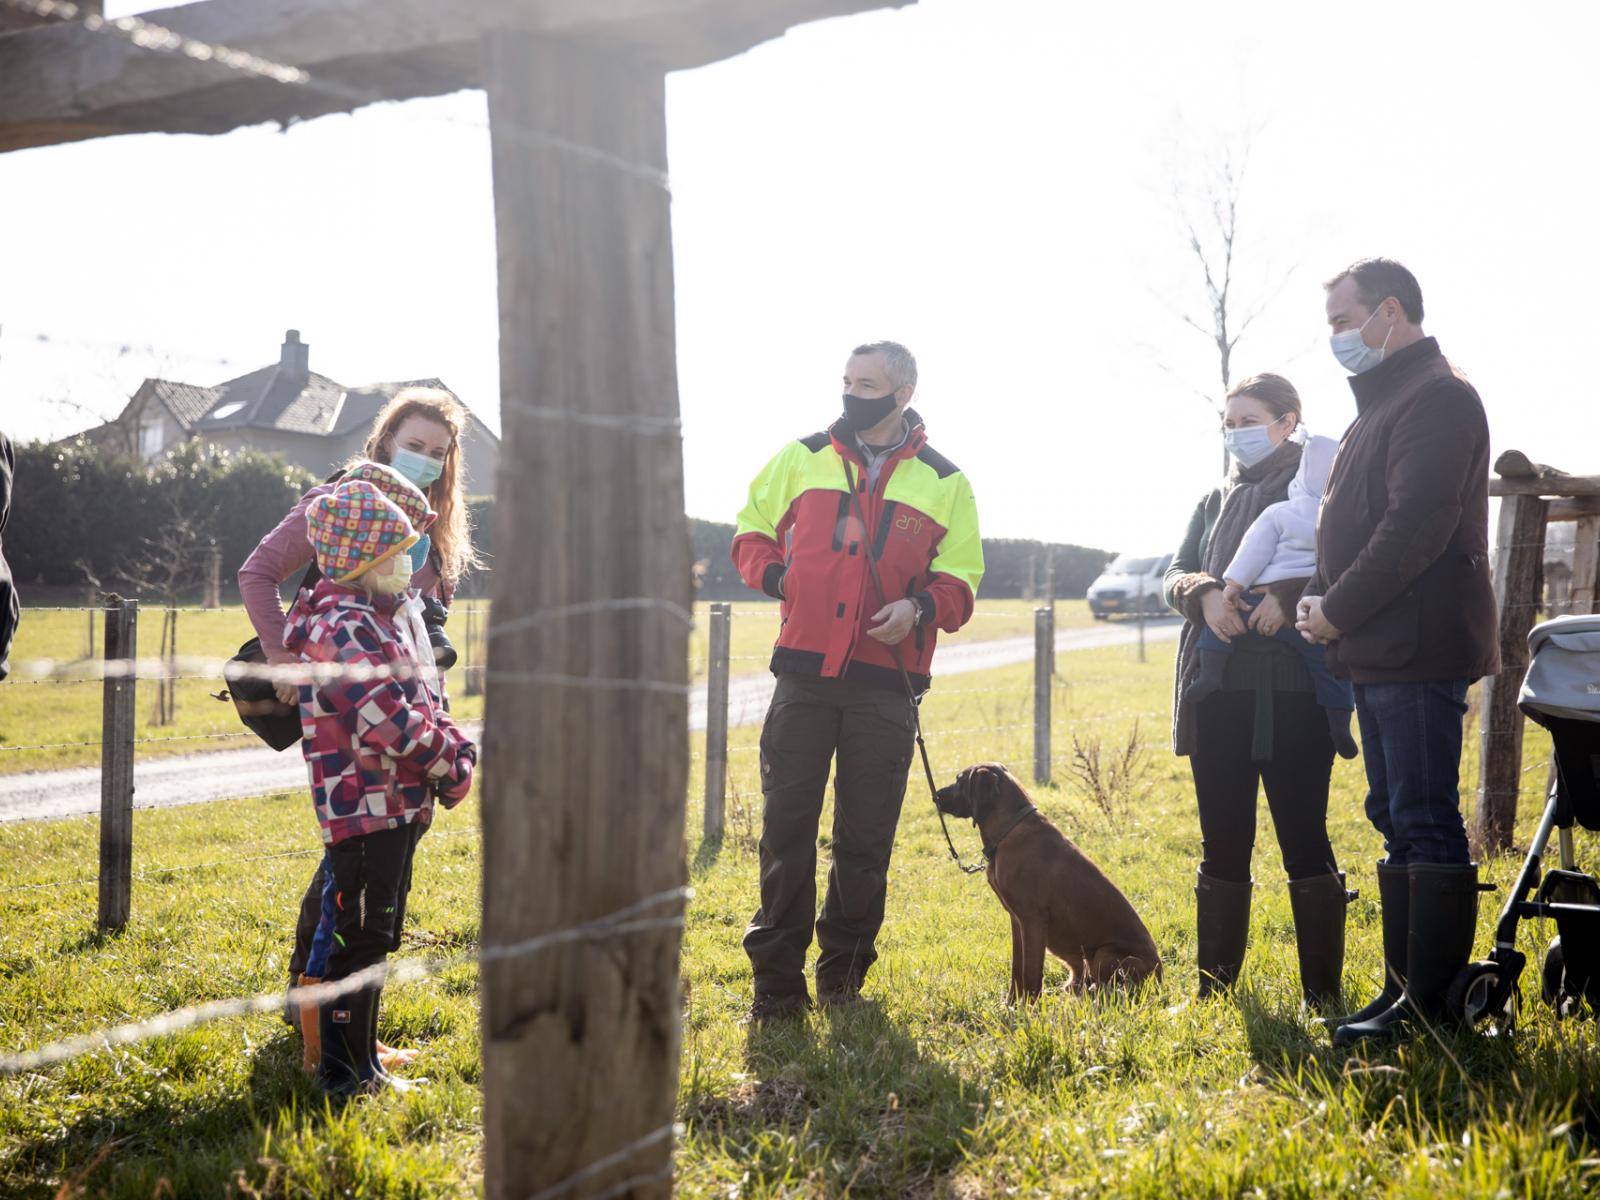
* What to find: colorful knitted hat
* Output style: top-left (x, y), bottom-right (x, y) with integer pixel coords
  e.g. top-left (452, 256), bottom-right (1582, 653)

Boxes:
top-left (339, 460), bottom-right (437, 533)
top-left (305, 480), bottom-right (420, 583)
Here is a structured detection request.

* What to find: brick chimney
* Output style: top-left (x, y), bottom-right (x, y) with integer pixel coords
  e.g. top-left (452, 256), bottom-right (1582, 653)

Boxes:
top-left (279, 329), bottom-right (309, 382)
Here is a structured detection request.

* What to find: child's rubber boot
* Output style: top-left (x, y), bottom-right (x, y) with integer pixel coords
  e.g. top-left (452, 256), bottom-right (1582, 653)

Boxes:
top-left (1185, 648), bottom-right (1230, 705)
top-left (1326, 707), bottom-right (1360, 760)
top-left (368, 984), bottom-right (428, 1092)
top-left (297, 973), bottom-right (322, 1073)
top-left (318, 983), bottom-right (379, 1096)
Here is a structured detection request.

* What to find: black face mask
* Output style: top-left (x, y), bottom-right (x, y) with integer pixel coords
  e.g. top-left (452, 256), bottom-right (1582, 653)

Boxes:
top-left (841, 390), bottom-right (900, 433)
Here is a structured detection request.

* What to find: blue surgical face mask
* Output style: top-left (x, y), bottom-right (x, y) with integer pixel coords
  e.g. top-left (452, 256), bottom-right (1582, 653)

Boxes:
top-left (1330, 301), bottom-right (1395, 374)
top-left (1223, 417), bottom-right (1284, 468)
top-left (391, 447), bottom-right (444, 489)
top-left (408, 533), bottom-right (432, 577)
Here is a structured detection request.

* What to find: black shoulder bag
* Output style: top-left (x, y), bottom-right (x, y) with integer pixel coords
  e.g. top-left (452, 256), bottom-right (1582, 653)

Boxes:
top-left (217, 559), bottom-right (322, 751)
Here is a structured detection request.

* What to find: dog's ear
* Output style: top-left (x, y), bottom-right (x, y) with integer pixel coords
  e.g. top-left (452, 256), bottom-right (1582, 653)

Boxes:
top-left (970, 765), bottom-right (1001, 825)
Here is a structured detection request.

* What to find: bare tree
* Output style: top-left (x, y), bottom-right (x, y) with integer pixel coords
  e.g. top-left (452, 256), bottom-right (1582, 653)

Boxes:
top-left (1162, 136), bottom-right (1297, 471)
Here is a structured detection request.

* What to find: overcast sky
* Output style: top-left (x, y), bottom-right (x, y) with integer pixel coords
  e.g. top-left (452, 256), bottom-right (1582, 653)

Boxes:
top-left (2, 0), bottom-right (1597, 555)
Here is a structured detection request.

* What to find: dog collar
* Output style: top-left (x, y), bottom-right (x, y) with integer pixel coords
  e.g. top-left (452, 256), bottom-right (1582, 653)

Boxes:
top-left (981, 805), bottom-right (1038, 862)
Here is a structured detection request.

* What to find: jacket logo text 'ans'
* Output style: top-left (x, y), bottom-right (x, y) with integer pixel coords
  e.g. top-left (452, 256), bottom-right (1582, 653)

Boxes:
top-left (895, 512), bottom-right (927, 537)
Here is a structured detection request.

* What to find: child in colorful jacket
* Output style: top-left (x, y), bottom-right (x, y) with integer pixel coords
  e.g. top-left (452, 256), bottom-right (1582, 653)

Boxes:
top-left (287, 479), bottom-right (476, 1095)
top-left (292, 461), bottom-right (445, 1076)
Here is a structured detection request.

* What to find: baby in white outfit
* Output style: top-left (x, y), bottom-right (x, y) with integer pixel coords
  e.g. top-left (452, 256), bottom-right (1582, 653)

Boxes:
top-left (1188, 434), bottom-right (1358, 759)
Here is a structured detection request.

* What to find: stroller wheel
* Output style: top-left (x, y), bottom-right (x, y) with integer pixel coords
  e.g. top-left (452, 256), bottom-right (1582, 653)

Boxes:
top-left (1448, 960), bottom-right (1520, 1035)
top-left (1541, 938), bottom-right (1571, 1015)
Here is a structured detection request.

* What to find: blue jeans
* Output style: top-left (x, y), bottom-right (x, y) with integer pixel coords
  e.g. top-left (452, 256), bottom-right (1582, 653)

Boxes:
top-left (305, 851), bottom-right (337, 978)
top-left (1353, 679), bottom-right (1472, 865)
top-left (1196, 591), bottom-right (1354, 711)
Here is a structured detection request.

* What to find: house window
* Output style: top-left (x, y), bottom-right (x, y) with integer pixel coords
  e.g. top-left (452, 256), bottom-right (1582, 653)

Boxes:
top-left (140, 419), bottom-right (164, 459)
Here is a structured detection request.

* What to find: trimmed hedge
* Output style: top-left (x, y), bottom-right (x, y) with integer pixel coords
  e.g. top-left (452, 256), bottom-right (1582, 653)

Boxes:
top-left (8, 439), bottom-right (317, 598)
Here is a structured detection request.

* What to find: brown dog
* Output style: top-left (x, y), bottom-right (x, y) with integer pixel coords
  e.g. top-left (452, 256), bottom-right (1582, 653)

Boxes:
top-left (935, 763), bottom-right (1161, 1000)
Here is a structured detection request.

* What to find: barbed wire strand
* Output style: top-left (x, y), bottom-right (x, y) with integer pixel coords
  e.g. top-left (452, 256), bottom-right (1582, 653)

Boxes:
top-left (0, 885), bottom-right (689, 1076)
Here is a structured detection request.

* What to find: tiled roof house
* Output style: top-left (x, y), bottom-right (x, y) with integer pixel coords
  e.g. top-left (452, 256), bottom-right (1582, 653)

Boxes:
top-left (78, 330), bottom-right (499, 495)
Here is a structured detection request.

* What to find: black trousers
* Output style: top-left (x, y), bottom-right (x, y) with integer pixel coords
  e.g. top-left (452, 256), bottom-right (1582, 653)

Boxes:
top-left (742, 673), bottom-right (915, 996)
top-left (1189, 689), bottom-right (1339, 883)
top-left (323, 822), bottom-right (423, 982)
top-left (289, 821), bottom-right (428, 980)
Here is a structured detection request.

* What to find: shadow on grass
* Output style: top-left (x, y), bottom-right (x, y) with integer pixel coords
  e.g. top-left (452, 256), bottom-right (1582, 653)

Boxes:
top-left (4, 1031), bottom-right (331, 1200)
top-left (692, 833), bottom-right (724, 874)
top-left (687, 1000), bottom-right (984, 1196)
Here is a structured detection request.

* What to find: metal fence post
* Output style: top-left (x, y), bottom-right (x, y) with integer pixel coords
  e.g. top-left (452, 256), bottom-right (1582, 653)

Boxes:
top-left (1033, 605), bottom-right (1052, 785)
top-left (703, 602), bottom-right (732, 839)
top-left (99, 597), bottom-right (137, 932)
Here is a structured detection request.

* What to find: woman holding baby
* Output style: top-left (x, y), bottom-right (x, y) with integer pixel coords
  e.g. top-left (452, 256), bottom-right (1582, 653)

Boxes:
top-left (1163, 373), bottom-right (1353, 1011)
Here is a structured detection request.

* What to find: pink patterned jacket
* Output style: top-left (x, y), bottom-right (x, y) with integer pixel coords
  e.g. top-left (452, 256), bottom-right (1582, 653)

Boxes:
top-left (285, 579), bottom-right (474, 846)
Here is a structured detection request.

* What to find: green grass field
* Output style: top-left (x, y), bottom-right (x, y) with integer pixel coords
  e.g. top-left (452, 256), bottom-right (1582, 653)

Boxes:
top-left (0, 599), bottom-right (1092, 773)
top-left (1, 641), bottom-right (1595, 1197)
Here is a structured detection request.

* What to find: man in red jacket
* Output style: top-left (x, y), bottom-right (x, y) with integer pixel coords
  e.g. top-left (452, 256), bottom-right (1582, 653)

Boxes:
top-left (732, 341), bottom-right (984, 1022)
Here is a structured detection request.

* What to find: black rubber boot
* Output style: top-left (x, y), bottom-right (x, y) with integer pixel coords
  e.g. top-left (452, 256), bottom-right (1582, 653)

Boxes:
top-left (317, 982), bottom-right (379, 1096)
top-left (1195, 870), bottom-right (1252, 998)
top-left (1287, 872), bottom-right (1349, 1011)
top-left (1329, 862), bottom-right (1409, 1029)
top-left (1333, 862), bottom-right (1479, 1049)
top-left (1185, 649), bottom-right (1231, 706)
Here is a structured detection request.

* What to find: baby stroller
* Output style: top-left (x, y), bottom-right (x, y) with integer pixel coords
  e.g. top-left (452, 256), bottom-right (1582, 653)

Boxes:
top-left (1451, 613), bottom-right (1600, 1031)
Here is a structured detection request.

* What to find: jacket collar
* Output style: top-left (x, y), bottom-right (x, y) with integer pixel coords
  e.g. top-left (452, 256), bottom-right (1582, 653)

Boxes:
top-left (829, 407), bottom-right (929, 465)
top-left (1347, 336), bottom-right (1442, 412)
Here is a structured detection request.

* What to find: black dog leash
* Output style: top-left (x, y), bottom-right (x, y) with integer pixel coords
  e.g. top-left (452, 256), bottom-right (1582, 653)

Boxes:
top-left (839, 455), bottom-right (984, 876)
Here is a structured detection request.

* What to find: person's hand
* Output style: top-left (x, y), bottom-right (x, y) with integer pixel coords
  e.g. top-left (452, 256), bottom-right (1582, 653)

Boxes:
top-left (1295, 595), bottom-right (1341, 644)
top-left (274, 681), bottom-right (299, 707)
top-left (1247, 590), bottom-right (1288, 637)
top-left (439, 756), bottom-right (474, 806)
top-left (866, 598), bottom-right (919, 645)
top-left (1221, 580), bottom-right (1246, 607)
top-left (1200, 586), bottom-right (1247, 644)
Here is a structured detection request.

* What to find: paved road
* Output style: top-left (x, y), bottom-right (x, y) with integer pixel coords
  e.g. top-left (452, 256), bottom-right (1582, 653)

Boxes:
top-left (0, 618), bottom-right (1180, 824)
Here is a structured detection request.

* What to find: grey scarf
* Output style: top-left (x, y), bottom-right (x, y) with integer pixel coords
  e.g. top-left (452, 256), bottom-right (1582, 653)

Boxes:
top-left (1170, 438), bottom-right (1304, 756)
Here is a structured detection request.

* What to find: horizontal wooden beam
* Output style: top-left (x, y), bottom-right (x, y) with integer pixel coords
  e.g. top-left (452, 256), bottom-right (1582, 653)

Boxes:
top-left (1490, 475), bottom-right (1600, 498)
top-left (0, 0), bottom-right (913, 154)
top-left (1549, 495), bottom-right (1600, 522)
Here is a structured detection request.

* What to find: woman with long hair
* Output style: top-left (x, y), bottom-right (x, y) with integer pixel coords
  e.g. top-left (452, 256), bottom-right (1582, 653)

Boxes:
top-left (238, 386), bottom-right (479, 1070)
top-left (1163, 373), bottom-right (1349, 1010)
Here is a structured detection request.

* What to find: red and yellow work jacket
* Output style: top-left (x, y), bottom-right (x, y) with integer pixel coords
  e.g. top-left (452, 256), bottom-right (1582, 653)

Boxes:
top-left (732, 411), bottom-right (983, 693)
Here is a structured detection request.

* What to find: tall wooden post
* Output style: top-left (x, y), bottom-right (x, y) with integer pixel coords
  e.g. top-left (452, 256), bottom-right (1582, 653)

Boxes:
top-left (1033, 606), bottom-right (1053, 785)
top-left (480, 35), bottom-right (689, 1200)
top-left (703, 602), bottom-right (731, 840)
top-left (1473, 493), bottom-right (1548, 855)
top-left (99, 598), bottom-right (137, 932)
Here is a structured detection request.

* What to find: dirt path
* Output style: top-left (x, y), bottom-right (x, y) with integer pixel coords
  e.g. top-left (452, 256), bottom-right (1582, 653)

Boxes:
top-left (0, 618), bottom-right (1180, 823)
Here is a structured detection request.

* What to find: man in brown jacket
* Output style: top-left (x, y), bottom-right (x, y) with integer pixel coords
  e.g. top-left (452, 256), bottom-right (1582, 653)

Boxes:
top-left (1294, 258), bottom-right (1499, 1048)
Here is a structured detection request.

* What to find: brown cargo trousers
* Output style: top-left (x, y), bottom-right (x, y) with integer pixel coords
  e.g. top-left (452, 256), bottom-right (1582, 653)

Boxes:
top-left (742, 672), bottom-right (916, 998)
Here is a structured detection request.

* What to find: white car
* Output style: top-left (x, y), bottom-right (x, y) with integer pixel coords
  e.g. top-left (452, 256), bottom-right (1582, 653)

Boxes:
top-left (1086, 552), bottom-right (1173, 619)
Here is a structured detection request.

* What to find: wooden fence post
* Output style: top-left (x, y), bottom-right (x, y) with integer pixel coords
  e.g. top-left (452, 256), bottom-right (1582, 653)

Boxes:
top-left (1136, 573), bottom-right (1147, 664)
top-left (203, 541), bottom-right (222, 610)
top-left (703, 602), bottom-right (731, 841)
top-left (1571, 514), bottom-right (1600, 614)
top-left (1033, 606), bottom-right (1053, 785)
top-left (480, 35), bottom-right (688, 1200)
top-left (463, 603), bottom-right (484, 697)
top-left (99, 598), bottom-right (137, 933)
top-left (1473, 493), bottom-right (1548, 856)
